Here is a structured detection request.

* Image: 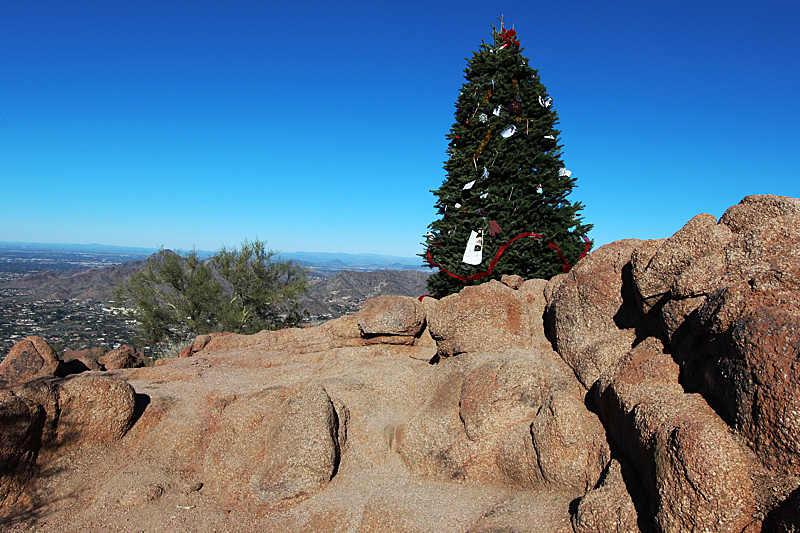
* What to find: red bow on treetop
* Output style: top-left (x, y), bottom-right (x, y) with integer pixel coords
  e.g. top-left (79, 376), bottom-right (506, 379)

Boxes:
top-left (500, 28), bottom-right (520, 48)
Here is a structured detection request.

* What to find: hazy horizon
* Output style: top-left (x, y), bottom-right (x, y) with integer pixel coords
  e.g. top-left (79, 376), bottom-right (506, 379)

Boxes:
top-left (0, 240), bottom-right (425, 262)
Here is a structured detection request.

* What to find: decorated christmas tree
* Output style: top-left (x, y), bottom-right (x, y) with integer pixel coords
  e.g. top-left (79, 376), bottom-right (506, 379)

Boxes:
top-left (423, 22), bottom-right (592, 298)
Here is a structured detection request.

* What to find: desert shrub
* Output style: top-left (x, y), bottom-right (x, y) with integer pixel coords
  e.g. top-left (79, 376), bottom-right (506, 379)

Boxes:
top-left (114, 239), bottom-right (308, 347)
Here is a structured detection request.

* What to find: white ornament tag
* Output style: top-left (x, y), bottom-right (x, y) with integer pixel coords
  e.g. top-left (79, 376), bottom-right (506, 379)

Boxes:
top-left (463, 180), bottom-right (475, 190)
top-left (493, 105), bottom-right (502, 116)
top-left (501, 125), bottom-right (517, 138)
top-left (455, 202), bottom-right (461, 208)
top-left (462, 230), bottom-right (483, 265)
top-left (539, 96), bottom-right (553, 108)
top-left (544, 135), bottom-right (556, 141)
top-left (558, 168), bottom-right (572, 177)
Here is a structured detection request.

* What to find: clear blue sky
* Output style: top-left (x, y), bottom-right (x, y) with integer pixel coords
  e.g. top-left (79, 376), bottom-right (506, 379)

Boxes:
top-left (2, 1), bottom-right (798, 259)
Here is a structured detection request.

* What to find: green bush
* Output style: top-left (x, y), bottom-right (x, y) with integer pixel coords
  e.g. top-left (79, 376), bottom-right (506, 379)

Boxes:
top-left (114, 239), bottom-right (309, 347)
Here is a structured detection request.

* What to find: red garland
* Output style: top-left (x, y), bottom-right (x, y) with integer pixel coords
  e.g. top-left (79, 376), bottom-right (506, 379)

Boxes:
top-left (500, 28), bottom-right (520, 48)
top-left (427, 233), bottom-right (591, 283)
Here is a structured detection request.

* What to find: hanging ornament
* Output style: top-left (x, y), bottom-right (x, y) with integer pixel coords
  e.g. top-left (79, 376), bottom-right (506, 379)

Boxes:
top-left (493, 105), bottom-right (502, 116)
top-left (455, 203), bottom-right (461, 208)
top-left (509, 101), bottom-right (522, 115)
top-left (500, 124), bottom-right (517, 138)
top-left (480, 192), bottom-right (489, 199)
top-left (558, 168), bottom-right (572, 177)
top-left (482, 167), bottom-right (489, 180)
top-left (489, 220), bottom-right (502, 237)
top-left (544, 135), bottom-right (556, 141)
top-left (536, 183), bottom-right (543, 193)
top-left (478, 113), bottom-right (488, 123)
top-left (539, 96), bottom-right (553, 108)
top-left (427, 232), bottom-right (434, 240)
top-left (462, 229), bottom-right (483, 265)
top-left (463, 180), bottom-right (475, 190)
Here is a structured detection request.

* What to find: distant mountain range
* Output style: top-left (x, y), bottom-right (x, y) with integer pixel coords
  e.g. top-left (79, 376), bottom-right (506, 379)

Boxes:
top-left (0, 242), bottom-right (426, 272)
top-left (279, 251), bottom-right (425, 272)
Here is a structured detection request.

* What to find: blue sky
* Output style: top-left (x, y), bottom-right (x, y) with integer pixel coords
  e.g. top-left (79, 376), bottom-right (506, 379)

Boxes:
top-left (2, 1), bottom-right (798, 260)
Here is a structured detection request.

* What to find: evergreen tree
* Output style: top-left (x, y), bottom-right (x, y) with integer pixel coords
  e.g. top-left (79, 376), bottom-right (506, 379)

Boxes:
top-left (423, 23), bottom-right (591, 298)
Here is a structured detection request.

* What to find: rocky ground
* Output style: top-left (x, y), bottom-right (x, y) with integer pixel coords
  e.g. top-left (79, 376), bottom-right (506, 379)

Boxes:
top-left (2, 195), bottom-right (800, 532)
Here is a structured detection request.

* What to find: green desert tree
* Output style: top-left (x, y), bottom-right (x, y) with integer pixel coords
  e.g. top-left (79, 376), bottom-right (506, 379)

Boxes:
top-left (422, 22), bottom-right (591, 298)
top-left (114, 240), bottom-right (309, 347)
top-left (213, 239), bottom-right (308, 334)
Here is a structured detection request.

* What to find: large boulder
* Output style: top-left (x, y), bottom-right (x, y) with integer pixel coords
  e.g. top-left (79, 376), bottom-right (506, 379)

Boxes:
top-left (397, 349), bottom-right (608, 495)
top-left (11, 378), bottom-right (61, 446)
top-left (0, 390), bottom-right (45, 509)
top-left (723, 291), bottom-right (800, 475)
top-left (545, 239), bottom-right (653, 388)
top-left (529, 390), bottom-right (609, 493)
top-left (631, 213), bottom-right (733, 317)
top-left (249, 383), bottom-right (343, 503)
top-left (622, 196), bottom-right (800, 483)
top-left (426, 280), bottom-right (548, 358)
top-left (56, 374), bottom-right (137, 445)
top-left (595, 337), bottom-right (760, 533)
top-left (718, 194), bottom-right (800, 234)
top-left (0, 336), bottom-right (63, 387)
top-left (356, 295), bottom-right (426, 344)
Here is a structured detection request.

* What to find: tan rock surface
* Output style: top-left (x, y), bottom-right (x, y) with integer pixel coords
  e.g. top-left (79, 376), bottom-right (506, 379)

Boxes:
top-left (2, 341), bottom-right (580, 532)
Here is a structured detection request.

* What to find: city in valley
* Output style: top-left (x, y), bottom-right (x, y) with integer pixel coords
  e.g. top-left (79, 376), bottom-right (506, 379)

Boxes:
top-left (0, 243), bottom-right (153, 357)
top-left (0, 242), bottom-right (429, 359)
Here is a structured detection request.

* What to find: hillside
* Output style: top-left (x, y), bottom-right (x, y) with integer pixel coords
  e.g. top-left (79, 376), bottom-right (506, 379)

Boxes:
top-left (0, 259), bottom-right (149, 301)
top-left (299, 270), bottom-right (430, 318)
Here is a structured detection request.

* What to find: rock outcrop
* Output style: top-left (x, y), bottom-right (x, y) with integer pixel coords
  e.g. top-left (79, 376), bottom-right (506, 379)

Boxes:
top-left (0, 336), bottom-right (64, 387)
top-left (0, 391), bottom-right (44, 509)
top-left (2, 195), bottom-right (799, 533)
top-left (98, 345), bottom-right (145, 370)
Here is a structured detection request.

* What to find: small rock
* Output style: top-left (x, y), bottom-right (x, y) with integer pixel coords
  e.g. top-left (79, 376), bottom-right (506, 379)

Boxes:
top-left (119, 483), bottom-right (164, 508)
top-left (98, 345), bottom-right (145, 370)
top-left (500, 274), bottom-right (524, 289)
